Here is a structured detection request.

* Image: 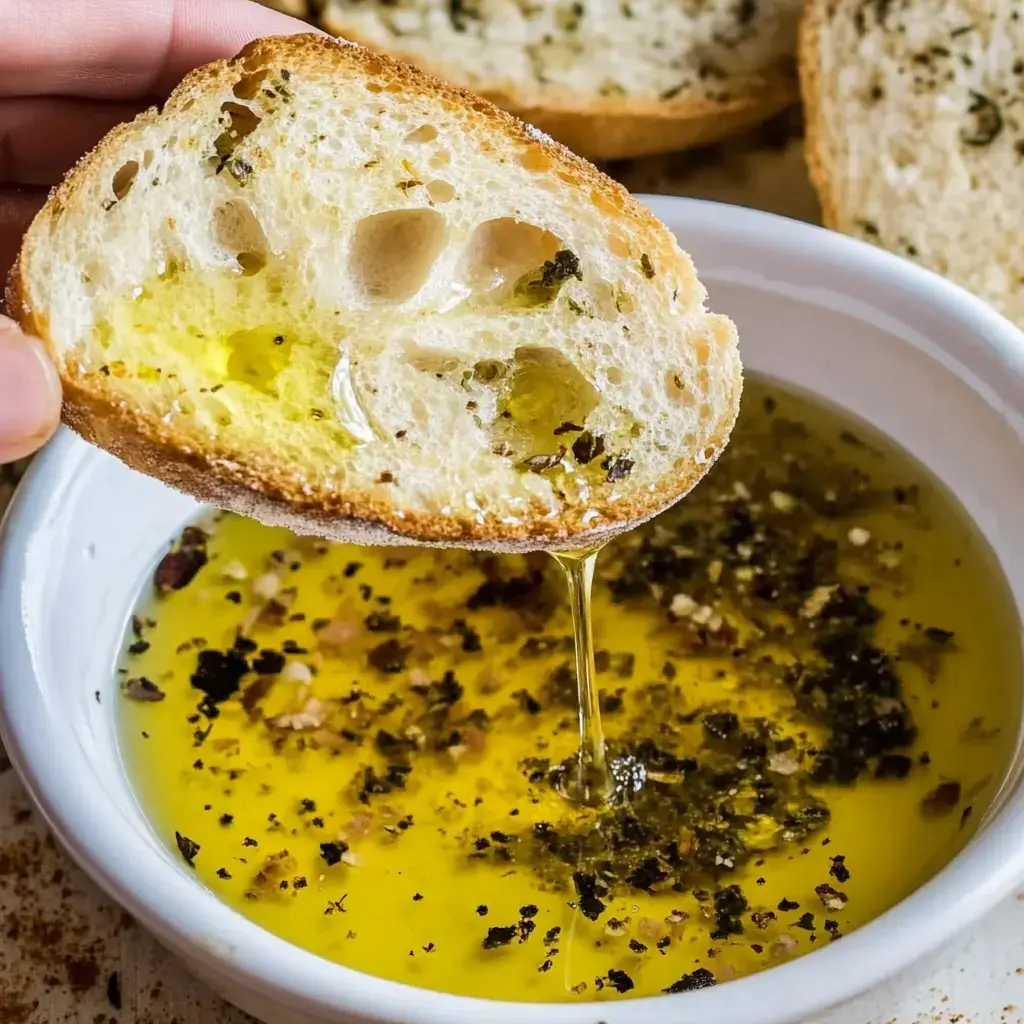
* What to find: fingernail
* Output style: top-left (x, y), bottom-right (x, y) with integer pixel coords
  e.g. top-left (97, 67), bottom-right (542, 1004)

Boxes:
top-left (0, 323), bottom-right (61, 455)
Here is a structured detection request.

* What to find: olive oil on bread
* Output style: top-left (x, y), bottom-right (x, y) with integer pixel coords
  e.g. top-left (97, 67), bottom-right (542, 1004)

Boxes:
top-left (118, 376), bottom-right (1019, 1001)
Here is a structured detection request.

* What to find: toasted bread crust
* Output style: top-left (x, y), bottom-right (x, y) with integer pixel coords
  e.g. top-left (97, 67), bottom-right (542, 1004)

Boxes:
top-left (8, 33), bottom-right (741, 552)
top-left (797, 0), bottom-right (844, 230)
top-left (325, 21), bottom-right (798, 161)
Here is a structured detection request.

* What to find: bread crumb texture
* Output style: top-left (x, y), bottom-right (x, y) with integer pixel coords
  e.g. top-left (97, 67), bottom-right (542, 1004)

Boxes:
top-left (324, 0), bottom-right (799, 102)
top-left (802, 0), bottom-right (1024, 328)
top-left (320, 0), bottom-right (802, 158)
top-left (12, 35), bottom-right (741, 549)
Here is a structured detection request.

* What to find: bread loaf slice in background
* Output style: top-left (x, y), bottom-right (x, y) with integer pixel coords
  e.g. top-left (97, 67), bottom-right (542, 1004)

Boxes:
top-left (800, 0), bottom-right (1024, 328)
top-left (8, 34), bottom-right (741, 551)
top-left (317, 0), bottom-right (803, 160)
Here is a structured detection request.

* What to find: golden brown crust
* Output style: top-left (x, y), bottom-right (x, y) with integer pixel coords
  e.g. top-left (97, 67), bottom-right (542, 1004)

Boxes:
top-left (8, 33), bottom-right (741, 552)
top-left (325, 21), bottom-right (798, 161)
top-left (796, 0), bottom-right (840, 229)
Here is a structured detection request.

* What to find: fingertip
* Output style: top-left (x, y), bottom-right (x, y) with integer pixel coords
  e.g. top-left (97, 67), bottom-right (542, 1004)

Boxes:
top-left (0, 317), bottom-right (61, 462)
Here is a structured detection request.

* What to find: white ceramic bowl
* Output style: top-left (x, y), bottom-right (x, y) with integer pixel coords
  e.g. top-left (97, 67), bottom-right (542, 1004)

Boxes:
top-left (2, 197), bottom-right (1024, 1024)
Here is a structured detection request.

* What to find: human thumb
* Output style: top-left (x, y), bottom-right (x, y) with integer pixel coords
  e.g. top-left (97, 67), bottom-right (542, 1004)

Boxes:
top-left (0, 315), bottom-right (61, 463)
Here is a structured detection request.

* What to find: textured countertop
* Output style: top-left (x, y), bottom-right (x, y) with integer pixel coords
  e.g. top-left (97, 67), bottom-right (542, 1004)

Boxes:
top-left (2, 117), bottom-right (1022, 1024)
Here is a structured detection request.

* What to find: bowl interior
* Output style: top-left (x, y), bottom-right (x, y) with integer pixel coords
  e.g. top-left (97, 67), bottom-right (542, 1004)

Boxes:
top-left (2, 198), bottom-right (1024, 1024)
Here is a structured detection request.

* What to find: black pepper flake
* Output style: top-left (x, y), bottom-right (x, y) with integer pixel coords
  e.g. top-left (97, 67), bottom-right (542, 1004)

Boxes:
top-left (294, 876), bottom-right (308, 889)
top-left (777, 898), bottom-right (799, 911)
top-left (703, 711), bottom-right (739, 740)
top-left (482, 925), bottom-right (518, 949)
top-left (544, 925), bottom-right (561, 943)
top-left (175, 832), bottom-right (200, 868)
top-left (710, 885), bottom-right (747, 939)
top-left (476, 905), bottom-right (489, 916)
top-left (127, 640), bottom-right (150, 655)
top-left (538, 959), bottom-right (554, 972)
top-left (252, 649), bottom-right (286, 675)
top-left (922, 780), bottom-right (961, 815)
top-left (553, 421), bottom-right (585, 435)
top-left (219, 813), bottom-right (234, 827)
top-left (154, 526), bottom-right (208, 593)
top-left (829, 855), bottom-right (851, 883)
top-left (664, 967), bottom-right (716, 993)
top-left (320, 841), bottom-right (349, 866)
top-left (608, 968), bottom-right (635, 993)
top-left (413, 893), bottom-right (424, 902)
top-left (875, 753), bottom-right (912, 779)
top-left (519, 904), bottom-right (539, 918)
top-left (191, 647), bottom-right (249, 710)
top-left (573, 871), bottom-right (608, 920)
top-left (629, 939), bottom-right (647, 953)
top-left (243, 837), bottom-right (258, 848)
top-left (795, 912), bottom-right (816, 930)
top-left (106, 972), bottom-right (121, 1010)
top-left (343, 561), bottom-right (363, 577)
top-left (924, 626), bottom-right (954, 645)
top-left (515, 690), bottom-right (543, 715)
top-left (368, 638), bottom-right (410, 673)
top-left (572, 431), bottom-right (606, 465)
top-left (602, 454), bottom-right (635, 483)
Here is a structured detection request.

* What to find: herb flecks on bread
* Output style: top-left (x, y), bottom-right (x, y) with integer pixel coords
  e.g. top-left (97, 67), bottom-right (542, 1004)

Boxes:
top-left (800, 0), bottom-right (1024, 328)
top-left (8, 34), bottom-right (741, 551)
top-left (320, 0), bottom-right (803, 160)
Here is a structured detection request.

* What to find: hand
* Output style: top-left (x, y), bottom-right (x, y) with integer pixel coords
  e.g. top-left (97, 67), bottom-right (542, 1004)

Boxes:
top-left (0, 0), bottom-right (312, 463)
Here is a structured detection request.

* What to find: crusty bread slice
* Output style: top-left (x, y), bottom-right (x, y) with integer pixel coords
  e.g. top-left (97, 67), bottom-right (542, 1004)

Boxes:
top-left (317, 0), bottom-right (803, 161)
top-left (800, 0), bottom-right (1024, 328)
top-left (8, 34), bottom-right (741, 552)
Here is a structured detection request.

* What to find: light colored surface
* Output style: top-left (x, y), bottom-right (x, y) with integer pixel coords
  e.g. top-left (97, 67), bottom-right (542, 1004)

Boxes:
top-left (0, 135), bottom-right (1022, 1024)
top-left (3, 195), bottom-right (1024, 1024)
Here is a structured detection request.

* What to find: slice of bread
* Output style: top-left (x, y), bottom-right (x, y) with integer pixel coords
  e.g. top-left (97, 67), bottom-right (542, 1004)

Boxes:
top-left (317, 0), bottom-right (803, 161)
top-left (800, 0), bottom-right (1024, 328)
top-left (7, 34), bottom-right (741, 552)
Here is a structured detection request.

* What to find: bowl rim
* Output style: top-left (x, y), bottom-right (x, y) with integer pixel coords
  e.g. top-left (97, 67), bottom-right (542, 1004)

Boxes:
top-left (3, 196), bottom-right (1024, 1024)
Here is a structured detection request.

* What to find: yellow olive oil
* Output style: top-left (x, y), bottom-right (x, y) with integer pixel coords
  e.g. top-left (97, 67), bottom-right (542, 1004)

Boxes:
top-left (549, 547), bottom-right (612, 806)
top-left (118, 376), bottom-right (1021, 1002)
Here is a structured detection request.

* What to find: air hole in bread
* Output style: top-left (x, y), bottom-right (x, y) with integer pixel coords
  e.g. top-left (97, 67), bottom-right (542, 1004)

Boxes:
top-left (213, 200), bottom-right (270, 271)
top-left (464, 218), bottom-right (562, 299)
top-left (349, 208), bottom-right (447, 302)
top-left (429, 150), bottom-right (451, 169)
top-left (614, 288), bottom-right (636, 314)
top-left (590, 280), bottom-right (621, 321)
top-left (488, 346), bottom-right (600, 460)
top-left (519, 147), bottom-right (553, 174)
top-left (426, 180), bottom-right (455, 204)
top-left (405, 124), bottom-right (438, 143)
top-left (591, 190), bottom-right (619, 218)
top-left (112, 161), bottom-right (139, 202)
top-left (666, 371), bottom-right (696, 407)
top-left (234, 68), bottom-right (270, 100)
top-left (143, 150), bottom-right (154, 169)
top-left (216, 102), bottom-right (262, 160)
top-left (406, 347), bottom-right (464, 376)
top-left (365, 81), bottom-right (384, 94)
top-left (608, 234), bottom-right (631, 258)
top-left (603, 366), bottom-right (625, 385)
